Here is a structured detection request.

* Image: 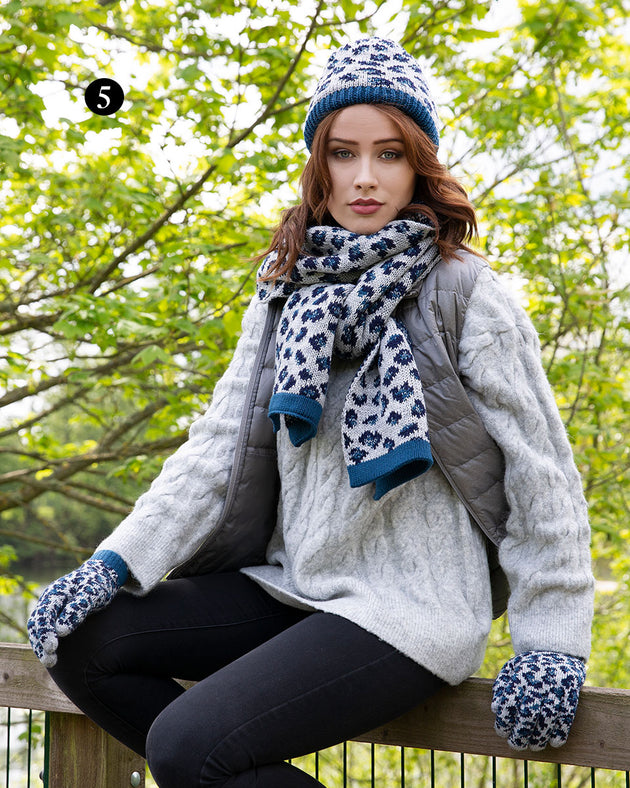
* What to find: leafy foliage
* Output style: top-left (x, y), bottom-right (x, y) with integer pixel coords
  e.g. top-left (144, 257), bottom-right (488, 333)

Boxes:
top-left (0, 0), bottom-right (628, 694)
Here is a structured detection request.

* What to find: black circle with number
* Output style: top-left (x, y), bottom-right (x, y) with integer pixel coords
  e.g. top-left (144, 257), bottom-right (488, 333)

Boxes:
top-left (84, 78), bottom-right (125, 116)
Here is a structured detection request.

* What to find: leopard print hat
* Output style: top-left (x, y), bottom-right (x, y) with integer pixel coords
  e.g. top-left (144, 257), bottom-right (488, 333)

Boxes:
top-left (303, 37), bottom-right (440, 151)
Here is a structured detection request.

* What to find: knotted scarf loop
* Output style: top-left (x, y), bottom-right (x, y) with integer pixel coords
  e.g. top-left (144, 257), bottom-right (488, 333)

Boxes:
top-left (256, 219), bottom-right (441, 500)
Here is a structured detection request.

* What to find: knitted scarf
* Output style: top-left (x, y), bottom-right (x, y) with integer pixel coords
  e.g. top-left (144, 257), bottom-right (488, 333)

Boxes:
top-left (257, 219), bottom-right (441, 500)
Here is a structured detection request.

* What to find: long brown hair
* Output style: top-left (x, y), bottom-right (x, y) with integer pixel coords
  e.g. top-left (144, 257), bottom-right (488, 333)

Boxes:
top-left (258, 104), bottom-right (479, 281)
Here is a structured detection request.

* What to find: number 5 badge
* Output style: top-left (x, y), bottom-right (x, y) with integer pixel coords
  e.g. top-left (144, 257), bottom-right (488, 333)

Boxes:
top-left (84, 78), bottom-right (125, 116)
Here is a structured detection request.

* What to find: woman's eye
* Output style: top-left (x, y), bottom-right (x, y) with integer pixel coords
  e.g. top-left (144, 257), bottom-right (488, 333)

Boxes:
top-left (330, 149), bottom-right (402, 160)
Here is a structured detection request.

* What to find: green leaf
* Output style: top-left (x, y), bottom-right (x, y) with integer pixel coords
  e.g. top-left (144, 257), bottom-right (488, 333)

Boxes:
top-left (132, 345), bottom-right (171, 366)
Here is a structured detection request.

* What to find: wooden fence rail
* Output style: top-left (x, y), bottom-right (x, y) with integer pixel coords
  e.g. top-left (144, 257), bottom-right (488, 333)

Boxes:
top-left (1, 642), bottom-right (629, 786)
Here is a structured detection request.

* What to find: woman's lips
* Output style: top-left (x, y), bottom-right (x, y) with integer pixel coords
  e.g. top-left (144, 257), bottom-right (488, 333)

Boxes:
top-left (350, 201), bottom-right (383, 215)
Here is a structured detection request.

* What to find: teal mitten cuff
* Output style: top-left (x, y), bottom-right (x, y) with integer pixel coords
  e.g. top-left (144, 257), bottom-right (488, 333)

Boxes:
top-left (92, 550), bottom-right (128, 585)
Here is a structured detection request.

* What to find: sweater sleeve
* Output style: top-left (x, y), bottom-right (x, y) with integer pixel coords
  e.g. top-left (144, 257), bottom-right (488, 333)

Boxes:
top-left (96, 294), bottom-right (268, 594)
top-left (457, 266), bottom-right (594, 661)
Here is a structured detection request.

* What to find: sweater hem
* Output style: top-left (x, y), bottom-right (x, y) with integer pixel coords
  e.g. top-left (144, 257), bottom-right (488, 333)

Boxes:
top-left (240, 566), bottom-right (489, 686)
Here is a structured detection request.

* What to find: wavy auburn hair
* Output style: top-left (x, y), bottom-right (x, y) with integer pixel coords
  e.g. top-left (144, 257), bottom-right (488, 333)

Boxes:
top-left (258, 104), bottom-right (479, 281)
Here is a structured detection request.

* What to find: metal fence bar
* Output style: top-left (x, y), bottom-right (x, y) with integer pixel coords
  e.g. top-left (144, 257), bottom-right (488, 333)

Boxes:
top-left (370, 742), bottom-right (375, 787)
top-left (4, 708), bottom-right (9, 788)
top-left (400, 745), bottom-right (405, 788)
top-left (42, 712), bottom-right (50, 788)
top-left (26, 709), bottom-right (32, 788)
top-left (1, 707), bottom-right (45, 788)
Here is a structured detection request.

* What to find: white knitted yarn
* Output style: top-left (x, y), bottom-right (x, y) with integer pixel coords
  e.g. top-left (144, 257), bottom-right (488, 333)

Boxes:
top-left (96, 266), bottom-right (594, 685)
top-left (304, 37), bottom-right (440, 150)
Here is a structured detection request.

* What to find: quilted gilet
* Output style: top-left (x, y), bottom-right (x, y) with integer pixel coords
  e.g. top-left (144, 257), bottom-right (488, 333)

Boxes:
top-left (171, 252), bottom-right (510, 618)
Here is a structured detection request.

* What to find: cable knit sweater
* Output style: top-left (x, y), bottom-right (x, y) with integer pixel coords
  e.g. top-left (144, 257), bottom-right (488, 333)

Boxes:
top-left (97, 265), bottom-right (594, 686)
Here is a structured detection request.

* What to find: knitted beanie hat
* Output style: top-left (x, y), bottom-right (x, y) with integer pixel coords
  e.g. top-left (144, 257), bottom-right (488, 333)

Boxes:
top-left (304, 37), bottom-right (440, 151)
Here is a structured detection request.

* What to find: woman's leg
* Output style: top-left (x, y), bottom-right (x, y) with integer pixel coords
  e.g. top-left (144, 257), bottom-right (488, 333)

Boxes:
top-left (48, 572), bottom-right (311, 756)
top-left (145, 610), bottom-right (446, 788)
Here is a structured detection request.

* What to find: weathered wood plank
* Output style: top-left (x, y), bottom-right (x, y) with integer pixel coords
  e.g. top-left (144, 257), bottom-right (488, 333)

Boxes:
top-left (0, 643), bottom-right (79, 714)
top-left (2, 642), bottom-right (629, 771)
top-left (354, 677), bottom-right (630, 771)
top-left (48, 712), bottom-right (145, 788)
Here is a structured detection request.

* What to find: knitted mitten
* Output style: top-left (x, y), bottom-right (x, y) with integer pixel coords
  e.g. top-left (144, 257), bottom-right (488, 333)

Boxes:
top-left (491, 651), bottom-right (586, 751)
top-left (27, 550), bottom-right (127, 668)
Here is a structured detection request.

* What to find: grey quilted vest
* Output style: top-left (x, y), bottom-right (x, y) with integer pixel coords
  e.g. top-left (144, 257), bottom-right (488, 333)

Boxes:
top-left (171, 252), bottom-right (510, 618)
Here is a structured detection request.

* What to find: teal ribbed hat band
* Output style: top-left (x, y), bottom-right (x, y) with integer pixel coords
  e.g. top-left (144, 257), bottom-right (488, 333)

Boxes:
top-left (304, 37), bottom-right (440, 151)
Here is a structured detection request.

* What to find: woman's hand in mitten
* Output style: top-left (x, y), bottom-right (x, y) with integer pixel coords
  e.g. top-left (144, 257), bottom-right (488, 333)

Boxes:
top-left (27, 550), bottom-right (127, 668)
top-left (491, 651), bottom-right (586, 751)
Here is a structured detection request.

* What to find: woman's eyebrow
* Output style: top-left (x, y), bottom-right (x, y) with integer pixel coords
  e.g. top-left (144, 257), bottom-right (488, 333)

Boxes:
top-left (327, 137), bottom-right (404, 145)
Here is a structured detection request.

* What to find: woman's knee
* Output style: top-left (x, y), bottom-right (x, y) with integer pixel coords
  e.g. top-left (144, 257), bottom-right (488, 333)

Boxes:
top-left (146, 690), bottom-right (245, 788)
top-left (145, 711), bottom-right (181, 787)
top-left (146, 702), bottom-right (210, 788)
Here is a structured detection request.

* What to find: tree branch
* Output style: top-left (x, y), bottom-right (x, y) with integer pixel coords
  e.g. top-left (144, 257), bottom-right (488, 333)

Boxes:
top-left (446, 0), bottom-right (571, 128)
top-left (0, 385), bottom-right (91, 440)
top-left (0, 400), bottom-right (168, 513)
top-left (85, 164), bottom-right (219, 293)
top-left (227, 0), bottom-right (326, 149)
top-left (19, 479), bottom-right (131, 516)
top-left (0, 527), bottom-right (85, 557)
top-left (88, 22), bottom-right (209, 60)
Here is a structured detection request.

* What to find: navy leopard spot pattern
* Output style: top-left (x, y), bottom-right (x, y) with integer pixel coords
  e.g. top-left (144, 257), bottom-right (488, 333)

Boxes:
top-left (491, 651), bottom-right (586, 750)
top-left (257, 219), bottom-right (440, 500)
top-left (28, 556), bottom-right (122, 667)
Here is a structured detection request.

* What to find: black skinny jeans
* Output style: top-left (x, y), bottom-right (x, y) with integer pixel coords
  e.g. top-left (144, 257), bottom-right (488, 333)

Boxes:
top-left (49, 572), bottom-right (445, 787)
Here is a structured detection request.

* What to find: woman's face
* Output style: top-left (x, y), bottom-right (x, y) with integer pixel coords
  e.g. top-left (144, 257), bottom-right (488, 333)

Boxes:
top-left (325, 104), bottom-right (417, 234)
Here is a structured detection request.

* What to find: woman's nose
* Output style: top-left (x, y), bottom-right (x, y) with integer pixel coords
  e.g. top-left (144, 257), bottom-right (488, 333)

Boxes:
top-left (353, 157), bottom-right (378, 189)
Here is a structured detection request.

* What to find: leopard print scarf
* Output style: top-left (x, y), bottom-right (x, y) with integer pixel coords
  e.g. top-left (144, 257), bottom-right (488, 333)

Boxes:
top-left (257, 218), bottom-right (440, 500)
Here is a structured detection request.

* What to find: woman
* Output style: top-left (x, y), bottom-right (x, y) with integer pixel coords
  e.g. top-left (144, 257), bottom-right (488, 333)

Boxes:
top-left (28, 37), bottom-right (594, 788)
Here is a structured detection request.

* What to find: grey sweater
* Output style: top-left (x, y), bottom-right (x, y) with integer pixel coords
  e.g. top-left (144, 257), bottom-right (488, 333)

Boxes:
top-left (98, 266), bottom-right (594, 685)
